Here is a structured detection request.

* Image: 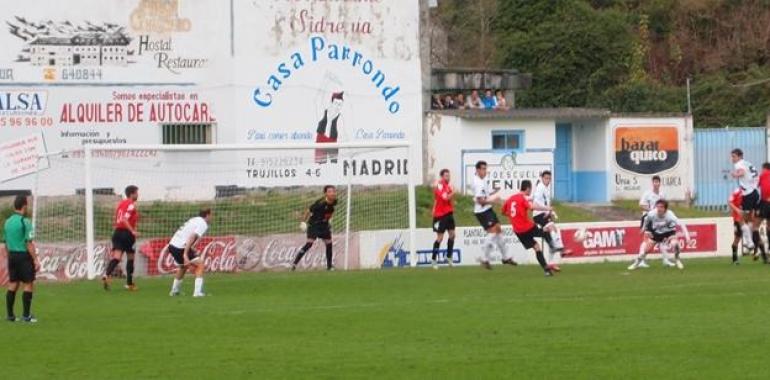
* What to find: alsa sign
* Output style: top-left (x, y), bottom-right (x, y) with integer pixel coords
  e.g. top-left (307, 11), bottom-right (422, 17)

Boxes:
top-left (614, 126), bottom-right (679, 175)
top-left (0, 91), bottom-right (47, 116)
top-left (559, 224), bottom-right (717, 257)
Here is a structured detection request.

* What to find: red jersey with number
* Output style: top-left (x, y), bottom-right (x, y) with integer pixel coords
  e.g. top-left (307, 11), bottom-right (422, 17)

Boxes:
top-left (502, 193), bottom-right (535, 233)
top-left (759, 169), bottom-right (770, 200)
top-left (114, 199), bottom-right (138, 230)
top-left (432, 179), bottom-right (454, 217)
top-left (729, 189), bottom-right (743, 222)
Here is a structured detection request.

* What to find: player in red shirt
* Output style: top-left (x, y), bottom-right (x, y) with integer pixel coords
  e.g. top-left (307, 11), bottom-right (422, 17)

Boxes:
top-left (728, 188), bottom-right (745, 264)
top-left (756, 163), bottom-right (770, 262)
top-left (431, 169), bottom-right (456, 269)
top-left (102, 185), bottom-right (140, 291)
top-left (502, 180), bottom-right (556, 277)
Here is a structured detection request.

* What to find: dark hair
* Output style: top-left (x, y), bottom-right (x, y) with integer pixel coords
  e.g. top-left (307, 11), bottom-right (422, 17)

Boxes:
top-left (520, 180), bottom-right (532, 191)
top-left (439, 169), bottom-right (449, 176)
top-left (323, 185), bottom-right (335, 193)
top-left (655, 199), bottom-right (668, 209)
top-left (475, 161), bottom-right (487, 170)
top-left (652, 175), bottom-right (661, 182)
top-left (125, 185), bottom-right (138, 197)
top-left (199, 208), bottom-right (212, 218)
top-left (540, 170), bottom-right (552, 177)
top-left (763, 162), bottom-right (770, 170)
top-left (13, 195), bottom-right (27, 211)
top-left (731, 148), bottom-right (744, 157)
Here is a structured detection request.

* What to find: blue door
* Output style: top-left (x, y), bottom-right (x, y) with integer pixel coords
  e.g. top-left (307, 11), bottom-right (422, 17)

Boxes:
top-left (695, 127), bottom-right (767, 209)
top-left (554, 123), bottom-right (573, 201)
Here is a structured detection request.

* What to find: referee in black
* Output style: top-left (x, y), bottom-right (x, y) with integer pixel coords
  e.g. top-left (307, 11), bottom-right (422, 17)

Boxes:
top-left (2, 195), bottom-right (40, 323)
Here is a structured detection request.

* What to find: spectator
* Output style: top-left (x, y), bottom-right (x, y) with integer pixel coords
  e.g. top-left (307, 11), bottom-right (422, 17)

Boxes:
top-left (431, 94), bottom-right (444, 110)
top-left (444, 94), bottom-right (457, 109)
top-left (481, 89), bottom-right (498, 109)
top-left (455, 93), bottom-right (467, 110)
top-left (495, 90), bottom-right (509, 110)
top-left (467, 90), bottom-right (483, 109)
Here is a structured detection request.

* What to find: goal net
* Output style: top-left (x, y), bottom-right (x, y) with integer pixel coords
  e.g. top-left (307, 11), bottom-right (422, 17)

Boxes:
top-left (45, 142), bottom-right (415, 279)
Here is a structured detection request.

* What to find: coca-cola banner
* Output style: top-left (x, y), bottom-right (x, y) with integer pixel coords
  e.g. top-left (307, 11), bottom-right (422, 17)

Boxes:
top-left (1, 241), bottom-right (112, 285)
top-left (560, 224), bottom-right (717, 258)
top-left (140, 233), bottom-right (360, 275)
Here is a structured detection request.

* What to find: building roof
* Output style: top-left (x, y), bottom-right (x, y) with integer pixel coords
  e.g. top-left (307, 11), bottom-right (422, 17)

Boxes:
top-left (433, 108), bottom-right (612, 120)
top-left (30, 33), bottom-right (130, 46)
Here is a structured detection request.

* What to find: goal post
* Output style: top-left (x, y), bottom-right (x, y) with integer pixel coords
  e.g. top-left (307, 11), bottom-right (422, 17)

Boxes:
top-left (82, 142), bottom-right (418, 280)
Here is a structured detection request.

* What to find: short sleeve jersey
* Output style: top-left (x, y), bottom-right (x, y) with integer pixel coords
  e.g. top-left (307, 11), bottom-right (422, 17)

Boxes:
top-left (114, 199), bottom-right (139, 230)
top-left (639, 190), bottom-right (665, 212)
top-left (308, 198), bottom-right (337, 227)
top-left (433, 179), bottom-right (454, 218)
top-left (502, 193), bottom-right (535, 233)
top-left (2, 213), bottom-right (34, 253)
top-left (532, 181), bottom-right (550, 217)
top-left (169, 216), bottom-right (209, 249)
top-left (735, 159), bottom-right (758, 195)
top-left (472, 175), bottom-right (493, 214)
top-left (643, 210), bottom-right (680, 235)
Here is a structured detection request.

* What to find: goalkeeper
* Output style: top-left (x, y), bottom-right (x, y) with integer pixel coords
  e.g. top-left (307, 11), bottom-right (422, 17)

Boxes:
top-left (291, 185), bottom-right (338, 271)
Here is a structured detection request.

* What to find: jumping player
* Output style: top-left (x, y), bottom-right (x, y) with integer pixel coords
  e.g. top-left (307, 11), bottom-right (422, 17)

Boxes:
top-left (102, 185), bottom-right (140, 291)
top-left (628, 200), bottom-right (691, 271)
top-left (168, 209), bottom-right (212, 297)
top-left (502, 180), bottom-right (556, 277)
top-left (2, 195), bottom-right (39, 322)
top-left (755, 162), bottom-right (770, 262)
top-left (292, 185), bottom-right (338, 271)
top-left (532, 170), bottom-right (570, 269)
top-left (728, 188), bottom-right (745, 264)
top-left (431, 169), bottom-right (456, 269)
top-left (730, 148), bottom-right (759, 252)
top-left (472, 161), bottom-right (517, 269)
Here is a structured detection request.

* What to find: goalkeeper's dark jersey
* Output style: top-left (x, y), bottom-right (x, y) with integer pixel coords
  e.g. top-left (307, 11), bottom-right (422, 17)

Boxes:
top-left (308, 197), bottom-right (337, 227)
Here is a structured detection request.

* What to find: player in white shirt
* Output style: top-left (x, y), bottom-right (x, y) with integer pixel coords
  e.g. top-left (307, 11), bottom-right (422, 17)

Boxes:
top-left (472, 161), bottom-right (517, 269)
top-left (730, 148), bottom-right (759, 250)
top-left (167, 209), bottom-right (212, 297)
top-left (628, 200), bottom-right (692, 270)
top-left (531, 170), bottom-right (569, 271)
top-left (635, 175), bottom-right (665, 268)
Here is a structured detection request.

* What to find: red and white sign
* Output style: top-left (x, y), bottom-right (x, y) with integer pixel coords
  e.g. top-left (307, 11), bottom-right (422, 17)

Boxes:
top-left (560, 224), bottom-right (718, 258)
top-left (0, 241), bottom-right (111, 285)
top-left (140, 233), bottom-right (360, 274)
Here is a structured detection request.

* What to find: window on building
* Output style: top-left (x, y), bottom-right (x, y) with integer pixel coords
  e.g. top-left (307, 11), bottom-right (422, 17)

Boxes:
top-left (162, 123), bottom-right (214, 145)
top-left (491, 130), bottom-right (524, 151)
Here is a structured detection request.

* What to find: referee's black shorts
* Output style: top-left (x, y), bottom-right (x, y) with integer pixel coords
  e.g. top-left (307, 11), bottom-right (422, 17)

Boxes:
top-left (8, 252), bottom-right (35, 283)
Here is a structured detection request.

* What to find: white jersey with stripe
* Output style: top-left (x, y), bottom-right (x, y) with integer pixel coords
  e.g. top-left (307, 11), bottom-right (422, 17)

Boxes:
top-left (643, 209), bottom-right (680, 235)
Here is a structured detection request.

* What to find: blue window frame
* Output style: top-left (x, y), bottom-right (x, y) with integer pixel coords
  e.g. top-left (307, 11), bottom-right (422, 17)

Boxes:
top-left (491, 130), bottom-right (524, 152)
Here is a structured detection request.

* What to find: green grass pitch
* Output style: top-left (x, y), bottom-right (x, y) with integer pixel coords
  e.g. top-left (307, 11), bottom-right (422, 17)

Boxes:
top-left (3, 258), bottom-right (770, 379)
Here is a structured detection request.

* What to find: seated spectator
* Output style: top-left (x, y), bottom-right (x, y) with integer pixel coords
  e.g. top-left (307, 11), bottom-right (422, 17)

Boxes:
top-left (455, 93), bottom-right (467, 110)
top-left (495, 90), bottom-right (509, 110)
top-left (431, 94), bottom-right (444, 110)
top-left (481, 89), bottom-right (498, 109)
top-left (466, 90), bottom-right (483, 109)
top-left (443, 94), bottom-right (457, 109)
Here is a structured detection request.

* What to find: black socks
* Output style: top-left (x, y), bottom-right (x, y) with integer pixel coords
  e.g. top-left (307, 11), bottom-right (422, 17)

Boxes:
top-left (325, 242), bottom-right (333, 269)
top-left (105, 258), bottom-right (120, 277)
top-left (293, 242), bottom-right (313, 265)
top-left (126, 259), bottom-right (135, 285)
top-left (535, 250), bottom-right (549, 271)
top-left (6, 290), bottom-right (16, 318)
top-left (431, 241), bottom-right (440, 261)
top-left (22, 291), bottom-right (32, 318)
top-left (447, 238), bottom-right (455, 260)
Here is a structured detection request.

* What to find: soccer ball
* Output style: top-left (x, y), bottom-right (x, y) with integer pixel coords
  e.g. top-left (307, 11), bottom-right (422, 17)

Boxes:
top-left (573, 228), bottom-right (587, 243)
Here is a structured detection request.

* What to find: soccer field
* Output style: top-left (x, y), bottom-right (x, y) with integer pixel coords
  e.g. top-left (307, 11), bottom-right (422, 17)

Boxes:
top-left (3, 258), bottom-right (770, 379)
